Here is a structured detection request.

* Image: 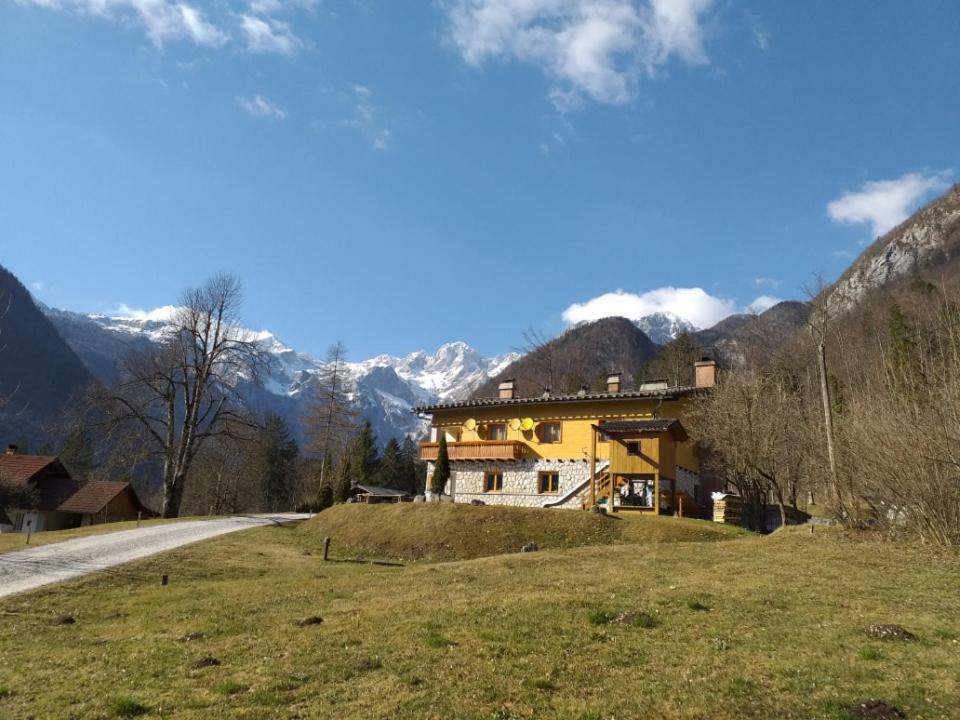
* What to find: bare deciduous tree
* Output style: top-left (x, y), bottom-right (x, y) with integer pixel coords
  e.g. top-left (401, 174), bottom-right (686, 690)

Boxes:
top-left (92, 274), bottom-right (263, 517)
top-left (304, 341), bottom-right (356, 502)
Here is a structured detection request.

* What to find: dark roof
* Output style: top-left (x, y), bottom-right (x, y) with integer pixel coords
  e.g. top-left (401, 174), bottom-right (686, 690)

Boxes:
top-left (414, 386), bottom-right (701, 414)
top-left (0, 454), bottom-right (60, 483)
top-left (352, 484), bottom-right (410, 497)
top-left (56, 481), bottom-right (148, 515)
top-left (597, 419), bottom-right (689, 441)
top-left (0, 455), bottom-right (79, 511)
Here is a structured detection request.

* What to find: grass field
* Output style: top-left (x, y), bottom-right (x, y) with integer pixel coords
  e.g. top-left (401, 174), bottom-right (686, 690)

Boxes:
top-left (0, 507), bottom-right (957, 719)
top-left (299, 503), bottom-right (748, 561)
top-left (0, 517), bottom-right (205, 554)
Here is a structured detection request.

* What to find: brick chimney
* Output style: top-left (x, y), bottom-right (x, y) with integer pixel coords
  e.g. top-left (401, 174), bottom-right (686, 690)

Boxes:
top-left (5, 444), bottom-right (18, 455)
top-left (606, 372), bottom-right (622, 393)
top-left (498, 379), bottom-right (516, 400)
top-left (694, 358), bottom-right (717, 388)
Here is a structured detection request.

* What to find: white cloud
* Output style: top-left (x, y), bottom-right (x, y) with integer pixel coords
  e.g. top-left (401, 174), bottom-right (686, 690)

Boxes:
top-left (343, 84), bottom-right (391, 150)
top-left (30, 281), bottom-right (46, 292)
top-left (745, 294), bottom-right (781, 314)
top-left (17, 0), bottom-right (228, 48)
top-left (444, 0), bottom-right (715, 109)
top-left (827, 170), bottom-right (952, 238)
top-left (240, 13), bottom-right (303, 54)
top-left (562, 287), bottom-right (736, 329)
top-left (753, 276), bottom-right (781, 289)
top-left (237, 94), bottom-right (287, 119)
top-left (111, 304), bottom-right (179, 321)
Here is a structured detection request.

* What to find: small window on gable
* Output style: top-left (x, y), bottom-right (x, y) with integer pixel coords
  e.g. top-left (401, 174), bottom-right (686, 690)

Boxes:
top-left (539, 422), bottom-right (561, 443)
top-left (486, 424), bottom-right (507, 441)
top-left (625, 441), bottom-right (642, 456)
top-left (484, 472), bottom-right (504, 492)
top-left (538, 471), bottom-right (560, 494)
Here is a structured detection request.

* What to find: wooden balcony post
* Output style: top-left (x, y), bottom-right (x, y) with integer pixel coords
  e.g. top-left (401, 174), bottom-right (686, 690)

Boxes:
top-left (589, 425), bottom-right (597, 508)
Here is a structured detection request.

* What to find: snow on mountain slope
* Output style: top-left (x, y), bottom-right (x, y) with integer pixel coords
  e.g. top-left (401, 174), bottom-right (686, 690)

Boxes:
top-left (42, 307), bottom-right (518, 445)
top-left (634, 312), bottom-right (697, 344)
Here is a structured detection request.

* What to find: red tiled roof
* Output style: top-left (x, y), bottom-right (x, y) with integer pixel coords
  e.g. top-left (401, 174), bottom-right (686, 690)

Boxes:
top-left (57, 481), bottom-right (136, 514)
top-left (0, 454), bottom-right (60, 483)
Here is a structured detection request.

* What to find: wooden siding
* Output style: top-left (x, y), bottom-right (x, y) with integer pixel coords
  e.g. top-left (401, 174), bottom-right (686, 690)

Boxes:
top-left (426, 397), bottom-right (699, 472)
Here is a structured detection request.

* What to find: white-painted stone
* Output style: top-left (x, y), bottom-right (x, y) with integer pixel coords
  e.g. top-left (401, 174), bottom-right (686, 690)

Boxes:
top-left (448, 460), bottom-right (592, 509)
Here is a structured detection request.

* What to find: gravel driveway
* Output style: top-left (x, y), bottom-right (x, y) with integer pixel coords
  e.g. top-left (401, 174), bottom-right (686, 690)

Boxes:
top-left (0, 514), bottom-right (310, 598)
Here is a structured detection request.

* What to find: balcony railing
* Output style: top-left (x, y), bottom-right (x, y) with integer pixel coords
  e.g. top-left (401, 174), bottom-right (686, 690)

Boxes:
top-left (419, 440), bottom-right (526, 462)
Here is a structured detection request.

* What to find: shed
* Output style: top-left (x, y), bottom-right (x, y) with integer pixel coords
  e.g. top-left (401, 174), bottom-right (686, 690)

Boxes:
top-left (349, 484), bottom-right (411, 504)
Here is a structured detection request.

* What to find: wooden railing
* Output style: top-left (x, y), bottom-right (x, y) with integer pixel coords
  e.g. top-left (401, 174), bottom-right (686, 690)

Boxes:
top-left (419, 440), bottom-right (526, 462)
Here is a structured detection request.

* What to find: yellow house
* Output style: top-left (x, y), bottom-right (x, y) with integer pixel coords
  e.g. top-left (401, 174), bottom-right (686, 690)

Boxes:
top-left (416, 360), bottom-right (718, 514)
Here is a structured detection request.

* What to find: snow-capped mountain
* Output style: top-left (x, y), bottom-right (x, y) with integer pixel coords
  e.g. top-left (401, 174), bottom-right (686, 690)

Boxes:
top-left (42, 307), bottom-right (519, 446)
top-left (634, 312), bottom-right (697, 344)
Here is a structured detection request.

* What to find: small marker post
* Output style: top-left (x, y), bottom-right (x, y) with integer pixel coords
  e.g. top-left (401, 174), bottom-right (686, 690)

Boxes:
top-left (25, 520), bottom-right (33, 545)
top-left (161, 574), bottom-right (169, 586)
top-left (323, 536), bottom-right (331, 562)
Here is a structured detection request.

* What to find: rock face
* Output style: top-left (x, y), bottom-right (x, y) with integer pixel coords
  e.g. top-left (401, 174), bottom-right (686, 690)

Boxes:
top-left (0, 265), bottom-right (93, 446)
top-left (829, 184), bottom-right (960, 311)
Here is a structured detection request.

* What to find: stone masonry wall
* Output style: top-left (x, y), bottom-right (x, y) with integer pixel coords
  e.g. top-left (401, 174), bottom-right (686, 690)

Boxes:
top-left (450, 460), bottom-right (591, 509)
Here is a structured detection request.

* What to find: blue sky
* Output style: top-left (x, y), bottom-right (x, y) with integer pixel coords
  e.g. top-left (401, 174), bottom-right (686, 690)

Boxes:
top-left (1, 0), bottom-right (958, 359)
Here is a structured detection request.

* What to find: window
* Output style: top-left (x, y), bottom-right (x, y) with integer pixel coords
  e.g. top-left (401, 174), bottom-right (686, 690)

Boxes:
top-left (484, 472), bottom-right (504, 492)
top-left (538, 471), bottom-right (560, 494)
top-left (625, 441), bottom-right (642, 456)
top-left (486, 424), bottom-right (507, 441)
top-left (539, 422), bottom-right (562, 443)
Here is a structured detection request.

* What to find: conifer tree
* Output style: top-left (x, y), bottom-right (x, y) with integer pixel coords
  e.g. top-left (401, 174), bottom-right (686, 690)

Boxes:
top-left (258, 415), bottom-right (300, 512)
top-left (399, 436), bottom-right (422, 495)
top-left (430, 434), bottom-right (450, 496)
top-left (349, 421), bottom-right (379, 487)
top-left (333, 456), bottom-right (353, 503)
top-left (60, 423), bottom-right (96, 479)
top-left (377, 437), bottom-right (402, 489)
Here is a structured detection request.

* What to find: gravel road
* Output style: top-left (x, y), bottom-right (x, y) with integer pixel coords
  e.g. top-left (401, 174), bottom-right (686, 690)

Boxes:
top-left (0, 514), bottom-right (310, 599)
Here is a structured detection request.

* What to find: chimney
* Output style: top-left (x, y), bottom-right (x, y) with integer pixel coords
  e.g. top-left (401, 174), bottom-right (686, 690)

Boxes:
top-left (498, 379), bottom-right (516, 400)
top-left (5, 444), bottom-right (18, 455)
top-left (694, 358), bottom-right (717, 388)
top-left (606, 373), bottom-right (622, 394)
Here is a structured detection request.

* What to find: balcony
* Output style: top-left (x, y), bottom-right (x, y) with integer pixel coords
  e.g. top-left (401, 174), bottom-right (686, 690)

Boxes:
top-left (419, 440), bottom-right (526, 462)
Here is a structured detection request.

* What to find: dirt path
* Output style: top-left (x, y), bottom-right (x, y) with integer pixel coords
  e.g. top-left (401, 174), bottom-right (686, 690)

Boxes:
top-left (0, 514), bottom-right (309, 598)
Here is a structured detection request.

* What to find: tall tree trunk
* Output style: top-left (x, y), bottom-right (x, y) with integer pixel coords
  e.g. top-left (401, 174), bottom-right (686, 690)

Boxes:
top-left (817, 340), bottom-right (843, 514)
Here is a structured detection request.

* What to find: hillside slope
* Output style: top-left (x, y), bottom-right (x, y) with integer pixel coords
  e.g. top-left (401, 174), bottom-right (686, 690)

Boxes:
top-left (0, 265), bottom-right (92, 445)
top-left (472, 317), bottom-right (660, 398)
top-left (829, 183), bottom-right (960, 309)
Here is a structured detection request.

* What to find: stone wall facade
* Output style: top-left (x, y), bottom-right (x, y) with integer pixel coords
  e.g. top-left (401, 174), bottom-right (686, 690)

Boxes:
top-left (447, 459), bottom-right (592, 509)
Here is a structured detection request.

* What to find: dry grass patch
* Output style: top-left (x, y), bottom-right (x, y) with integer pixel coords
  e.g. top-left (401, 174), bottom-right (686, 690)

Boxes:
top-left (0, 522), bottom-right (957, 719)
top-left (298, 502), bottom-right (747, 561)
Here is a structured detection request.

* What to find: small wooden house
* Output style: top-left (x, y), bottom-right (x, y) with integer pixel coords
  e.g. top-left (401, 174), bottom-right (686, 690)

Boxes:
top-left (0, 445), bottom-right (155, 533)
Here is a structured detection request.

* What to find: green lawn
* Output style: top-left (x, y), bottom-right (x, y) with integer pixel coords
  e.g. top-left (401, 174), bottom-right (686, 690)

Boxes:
top-left (0, 510), bottom-right (957, 719)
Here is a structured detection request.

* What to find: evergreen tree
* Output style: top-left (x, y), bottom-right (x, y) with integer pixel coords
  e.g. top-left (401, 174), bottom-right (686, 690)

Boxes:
top-left (333, 455), bottom-right (353, 503)
top-left (376, 437), bottom-right (402, 489)
top-left (430, 434), bottom-right (450, 496)
top-left (258, 415), bottom-right (299, 512)
top-left (60, 423), bottom-right (95, 479)
top-left (349, 421), bottom-right (380, 487)
top-left (317, 473), bottom-right (335, 510)
top-left (399, 436), bottom-right (422, 495)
